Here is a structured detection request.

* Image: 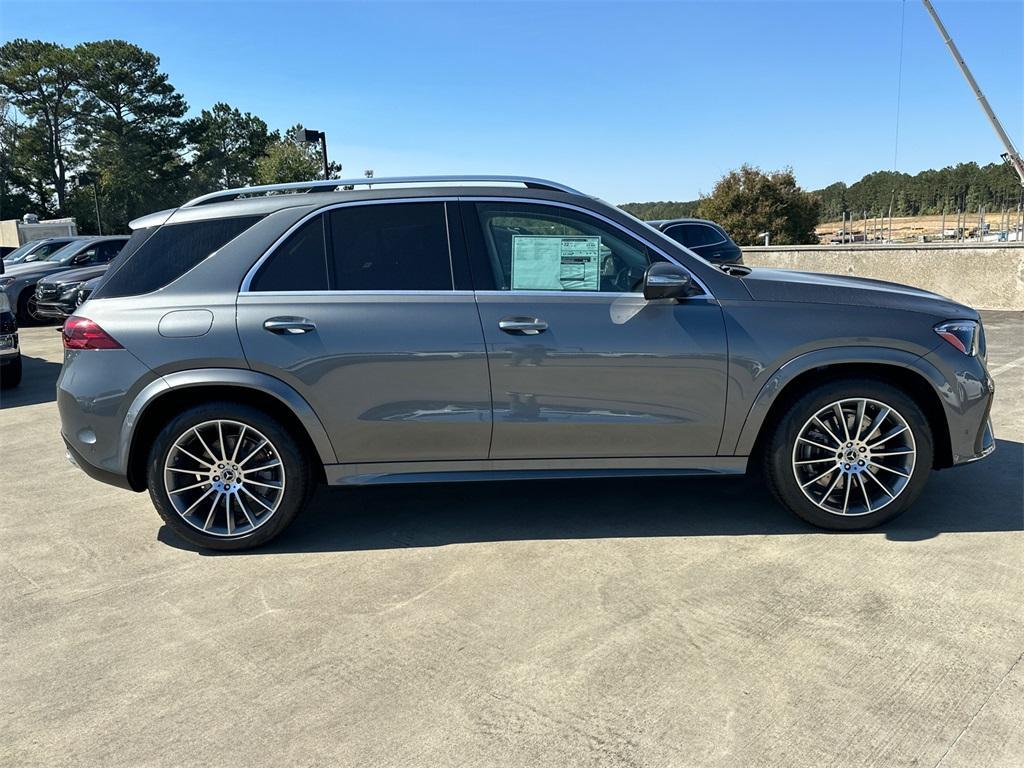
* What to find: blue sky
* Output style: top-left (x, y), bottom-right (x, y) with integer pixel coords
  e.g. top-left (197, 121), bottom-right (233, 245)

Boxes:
top-left (2, 0), bottom-right (1021, 202)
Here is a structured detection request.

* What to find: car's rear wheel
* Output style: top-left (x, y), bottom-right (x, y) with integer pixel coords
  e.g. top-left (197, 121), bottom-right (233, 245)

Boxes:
top-left (147, 402), bottom-right (314, 550)
top-left (763, 380), bottom-right (934, 530)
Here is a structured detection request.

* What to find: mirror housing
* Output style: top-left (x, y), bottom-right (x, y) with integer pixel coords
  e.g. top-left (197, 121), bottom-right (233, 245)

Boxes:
top-left (72, 252), bottom-right (90, 265)
top-left (643, 262), bottom-right (698, 300)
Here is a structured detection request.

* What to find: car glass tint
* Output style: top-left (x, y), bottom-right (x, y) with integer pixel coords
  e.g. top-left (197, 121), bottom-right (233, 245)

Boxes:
top-left (250, 216), bottom-right (329, 292)
top-left (96, 216), bottom-right (264, 299)
top-left (328, 203), bottom-right (452, 291)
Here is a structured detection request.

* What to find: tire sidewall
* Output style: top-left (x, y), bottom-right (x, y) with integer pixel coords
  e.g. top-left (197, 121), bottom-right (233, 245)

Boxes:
top-left (766, 379), bottom-right (934, 530)
top-left (146, 401), bottom-right (311, 550)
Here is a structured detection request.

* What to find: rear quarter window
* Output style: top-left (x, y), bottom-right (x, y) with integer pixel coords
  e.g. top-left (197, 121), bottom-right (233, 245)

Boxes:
top-left (95, 216), bottom-right (263, 299)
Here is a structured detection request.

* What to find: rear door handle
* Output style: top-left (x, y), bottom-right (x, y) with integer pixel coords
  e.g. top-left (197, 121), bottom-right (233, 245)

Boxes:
top-left (498, 317), bottom-right (548, 335)
top-left (263, 317), bottom-right (316, 334)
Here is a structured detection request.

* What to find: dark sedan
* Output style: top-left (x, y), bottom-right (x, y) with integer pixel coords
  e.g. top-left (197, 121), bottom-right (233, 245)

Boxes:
top-left (0, 236), bottom-right (127, 323)
top-left (35, 264), bottom-right (111, 320)
top-left (648, 218), bottom-right (743, 265)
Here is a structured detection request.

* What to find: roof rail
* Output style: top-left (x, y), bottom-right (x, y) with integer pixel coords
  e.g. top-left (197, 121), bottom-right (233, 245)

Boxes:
top-left (181, 175), bottom-right (584, 208)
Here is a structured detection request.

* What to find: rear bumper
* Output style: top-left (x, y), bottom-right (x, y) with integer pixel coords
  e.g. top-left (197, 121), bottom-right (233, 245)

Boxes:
top-left (64, 437), bottom-right (135, 491)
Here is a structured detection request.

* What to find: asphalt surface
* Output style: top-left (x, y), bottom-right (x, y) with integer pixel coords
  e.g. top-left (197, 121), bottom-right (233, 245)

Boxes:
top-left (2, 313), bottom-right (1022, 768)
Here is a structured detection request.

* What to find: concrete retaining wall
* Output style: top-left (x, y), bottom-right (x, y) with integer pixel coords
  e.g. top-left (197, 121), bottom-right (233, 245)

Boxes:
top-left (740, 243), bottom-right (1024, 311)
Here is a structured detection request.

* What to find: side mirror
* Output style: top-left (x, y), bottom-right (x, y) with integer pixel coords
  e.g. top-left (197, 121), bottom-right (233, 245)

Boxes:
top-left (72, 252), bottom-right (91, 264)
top-left (643, 262), bottom-right (698, 300)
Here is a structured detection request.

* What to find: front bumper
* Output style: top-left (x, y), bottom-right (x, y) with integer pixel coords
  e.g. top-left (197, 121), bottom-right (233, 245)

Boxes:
top-left (922, 340), bottom-right (996, 467)
top-left (35, 299), bottom-right (75, 319)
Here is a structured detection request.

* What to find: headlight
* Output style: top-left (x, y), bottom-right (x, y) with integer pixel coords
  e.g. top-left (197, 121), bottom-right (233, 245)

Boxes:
top-left (0, 276), bottom-right (15, 289)
top-left (59, 282), bottom-right (83, 299)
top-left (0, 290), bottom-right (10, 313)
top-left (934, 320), bottom-right (979, 356)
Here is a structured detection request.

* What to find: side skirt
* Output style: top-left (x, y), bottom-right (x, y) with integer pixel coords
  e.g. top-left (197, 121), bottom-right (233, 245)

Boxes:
top-left (324, 456), bottom-right (748, 486)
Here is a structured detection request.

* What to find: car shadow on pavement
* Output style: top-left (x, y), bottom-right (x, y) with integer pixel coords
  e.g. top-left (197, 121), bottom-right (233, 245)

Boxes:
top-left (160, 439), bottom-right (1023, 555)
top-left (0, 354), bottom-right (61, 408)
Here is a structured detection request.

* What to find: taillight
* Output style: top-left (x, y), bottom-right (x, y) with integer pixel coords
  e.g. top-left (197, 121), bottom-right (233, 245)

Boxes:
top-left (62, 316), bottom-right (123, 350)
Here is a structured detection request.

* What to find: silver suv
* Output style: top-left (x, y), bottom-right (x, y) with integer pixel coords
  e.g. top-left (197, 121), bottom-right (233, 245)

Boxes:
top-left (58, 176), bottom-right (995, 550)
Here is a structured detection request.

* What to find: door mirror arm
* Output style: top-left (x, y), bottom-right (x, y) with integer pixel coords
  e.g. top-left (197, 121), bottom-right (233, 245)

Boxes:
top-left (643, 262), bottom-right (699, 301)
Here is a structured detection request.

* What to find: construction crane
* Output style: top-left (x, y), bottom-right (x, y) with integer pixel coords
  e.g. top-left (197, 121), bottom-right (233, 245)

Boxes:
top-left (921, 0), bottom-right (1024, 187)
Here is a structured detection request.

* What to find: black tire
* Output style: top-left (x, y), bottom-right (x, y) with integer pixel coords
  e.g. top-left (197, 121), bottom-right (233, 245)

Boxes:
top-left (16, 289), bottom-right (45, 326)
top-left (147, 401), bottom-right (315, 550)
top-left (0, 354), bottom-right (22, 389)
top-left (762, 379), bottom-right (934, 530)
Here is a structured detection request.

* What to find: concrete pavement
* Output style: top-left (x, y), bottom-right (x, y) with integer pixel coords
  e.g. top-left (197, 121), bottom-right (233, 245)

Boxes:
top-left (2, 313), bottom-right (1022, 767)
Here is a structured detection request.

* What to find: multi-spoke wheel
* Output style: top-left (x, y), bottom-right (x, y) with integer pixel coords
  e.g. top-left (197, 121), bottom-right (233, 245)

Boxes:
top-left (164, 419), bottom-right (286, 537)
top-left (148, 402), bottom-right (314, 550)
top-left (764, 380), bottom-right (933, 530)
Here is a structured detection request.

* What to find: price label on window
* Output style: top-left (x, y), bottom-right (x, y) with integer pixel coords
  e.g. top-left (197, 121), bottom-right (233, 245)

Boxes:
top-left (511, 236), bottom-right (601, 291)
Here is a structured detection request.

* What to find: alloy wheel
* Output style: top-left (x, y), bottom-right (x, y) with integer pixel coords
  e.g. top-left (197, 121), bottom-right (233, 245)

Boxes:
top-left (163, 419), bottom-right (286, 537)
top-left (791, 398), bottom-right (917, 517)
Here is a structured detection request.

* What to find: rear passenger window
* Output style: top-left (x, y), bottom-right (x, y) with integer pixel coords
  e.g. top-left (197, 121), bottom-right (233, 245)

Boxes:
top-left (96, 216), bottom-right (263, 299)
top-left (249, 217), bottom-right (329, 292)
top-left (328, 203), bottom-right (452, 291)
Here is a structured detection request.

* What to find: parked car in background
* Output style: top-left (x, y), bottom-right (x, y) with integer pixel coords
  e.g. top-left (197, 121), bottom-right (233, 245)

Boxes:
top-left (0, 236), bottom-right (127, 324)
top-left (35, 263), bottom-right (113, 321)
top-left (648, 218), bottom-right (744, 265)
top-left (2, 237), bottom-right (84, 266)
top-left (0, 289), bottom-right (20, 388)
top-left (74, 275), bottom-right (102, 310)
top-left (57, 175), bottom-right (994, 551)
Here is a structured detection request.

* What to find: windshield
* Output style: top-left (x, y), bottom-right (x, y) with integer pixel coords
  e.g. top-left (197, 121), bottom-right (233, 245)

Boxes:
top-left (46, 242), bottom-right (88, 264)
top-left (4, 240), bottom-right (47, 264)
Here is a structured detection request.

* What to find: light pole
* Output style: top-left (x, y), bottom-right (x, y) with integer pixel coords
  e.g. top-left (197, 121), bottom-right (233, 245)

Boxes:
top-left (77, 171), bottom-right (103, 235)
top-left (291, 127), bottom-right (330, 180)
top-left (757, 231), bottom-right (770, 246)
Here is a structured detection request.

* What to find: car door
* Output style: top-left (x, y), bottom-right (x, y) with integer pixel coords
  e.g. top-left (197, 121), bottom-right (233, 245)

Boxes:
top-left (237, 200), bottom-right (491, 464)
top-left (463, 200), bottom-right (728, 460)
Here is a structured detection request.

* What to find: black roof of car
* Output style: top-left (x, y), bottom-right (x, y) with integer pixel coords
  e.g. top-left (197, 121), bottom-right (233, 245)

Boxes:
top-left (647, 218), bottom-right (726, 229)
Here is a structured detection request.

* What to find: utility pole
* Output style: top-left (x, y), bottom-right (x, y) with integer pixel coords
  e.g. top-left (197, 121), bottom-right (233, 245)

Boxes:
top-left (922, 0), bottom-right (1024, 187)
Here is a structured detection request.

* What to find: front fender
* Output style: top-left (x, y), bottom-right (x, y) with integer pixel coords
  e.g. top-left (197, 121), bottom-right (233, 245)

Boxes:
top-left (728, 345), bottom-right (951, 456)
top-left (122, 368), bottom-right (338, 475)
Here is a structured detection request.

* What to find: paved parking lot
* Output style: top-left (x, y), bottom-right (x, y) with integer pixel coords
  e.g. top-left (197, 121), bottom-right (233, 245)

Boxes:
top-left (2, 312), bottom-right (1022, 767)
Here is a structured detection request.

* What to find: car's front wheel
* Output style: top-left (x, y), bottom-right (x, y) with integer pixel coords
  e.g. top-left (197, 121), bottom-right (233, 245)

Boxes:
top-left (147, 402), bottom-right (314, 550)
top-left (763, 380), bottom-right (934, 530)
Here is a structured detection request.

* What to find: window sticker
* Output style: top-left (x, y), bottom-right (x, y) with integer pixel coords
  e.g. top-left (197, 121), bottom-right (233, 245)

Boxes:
top-left (511, 235), bottom-right (601, 291)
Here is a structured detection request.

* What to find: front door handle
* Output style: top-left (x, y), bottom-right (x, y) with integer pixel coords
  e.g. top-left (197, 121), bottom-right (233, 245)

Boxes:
top-left (498, 317), bottom-right (548, 335)
top-left (263, 317), bottom-right (316, 334)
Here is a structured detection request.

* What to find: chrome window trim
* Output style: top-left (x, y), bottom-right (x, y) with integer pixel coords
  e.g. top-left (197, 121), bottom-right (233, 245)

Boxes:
top-left (664, 222), bottom-right (728, 249)
top-left (240, 195), bottom-right (714, 300)
top-left (238, 289), bottom-right (475, 299)
top-left (240, 197), bottom-right (459, 293)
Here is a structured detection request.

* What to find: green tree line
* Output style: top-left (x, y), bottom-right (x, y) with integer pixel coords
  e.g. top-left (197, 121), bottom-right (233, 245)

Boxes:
top-left (0, 38), bottom-right (341, 233)
top-left (625, 162), bottom-right (1022, 227)
top-left (813, 162), bottom-right (1022, 221)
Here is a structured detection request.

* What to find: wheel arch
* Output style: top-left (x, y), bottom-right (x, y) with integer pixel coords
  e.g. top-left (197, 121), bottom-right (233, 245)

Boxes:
top-left (735, 348), bottom-right (953, 469)
top-left (123, 369), bottom-right (336, 491)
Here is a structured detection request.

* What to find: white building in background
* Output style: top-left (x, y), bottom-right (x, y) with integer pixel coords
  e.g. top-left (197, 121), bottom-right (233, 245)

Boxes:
top-left (0, 214), bottom-right (78, 250)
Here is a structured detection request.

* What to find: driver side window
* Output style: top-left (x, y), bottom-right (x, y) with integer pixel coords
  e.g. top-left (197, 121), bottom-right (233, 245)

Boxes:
top-left (472, 202), bottom-right (653, 293)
